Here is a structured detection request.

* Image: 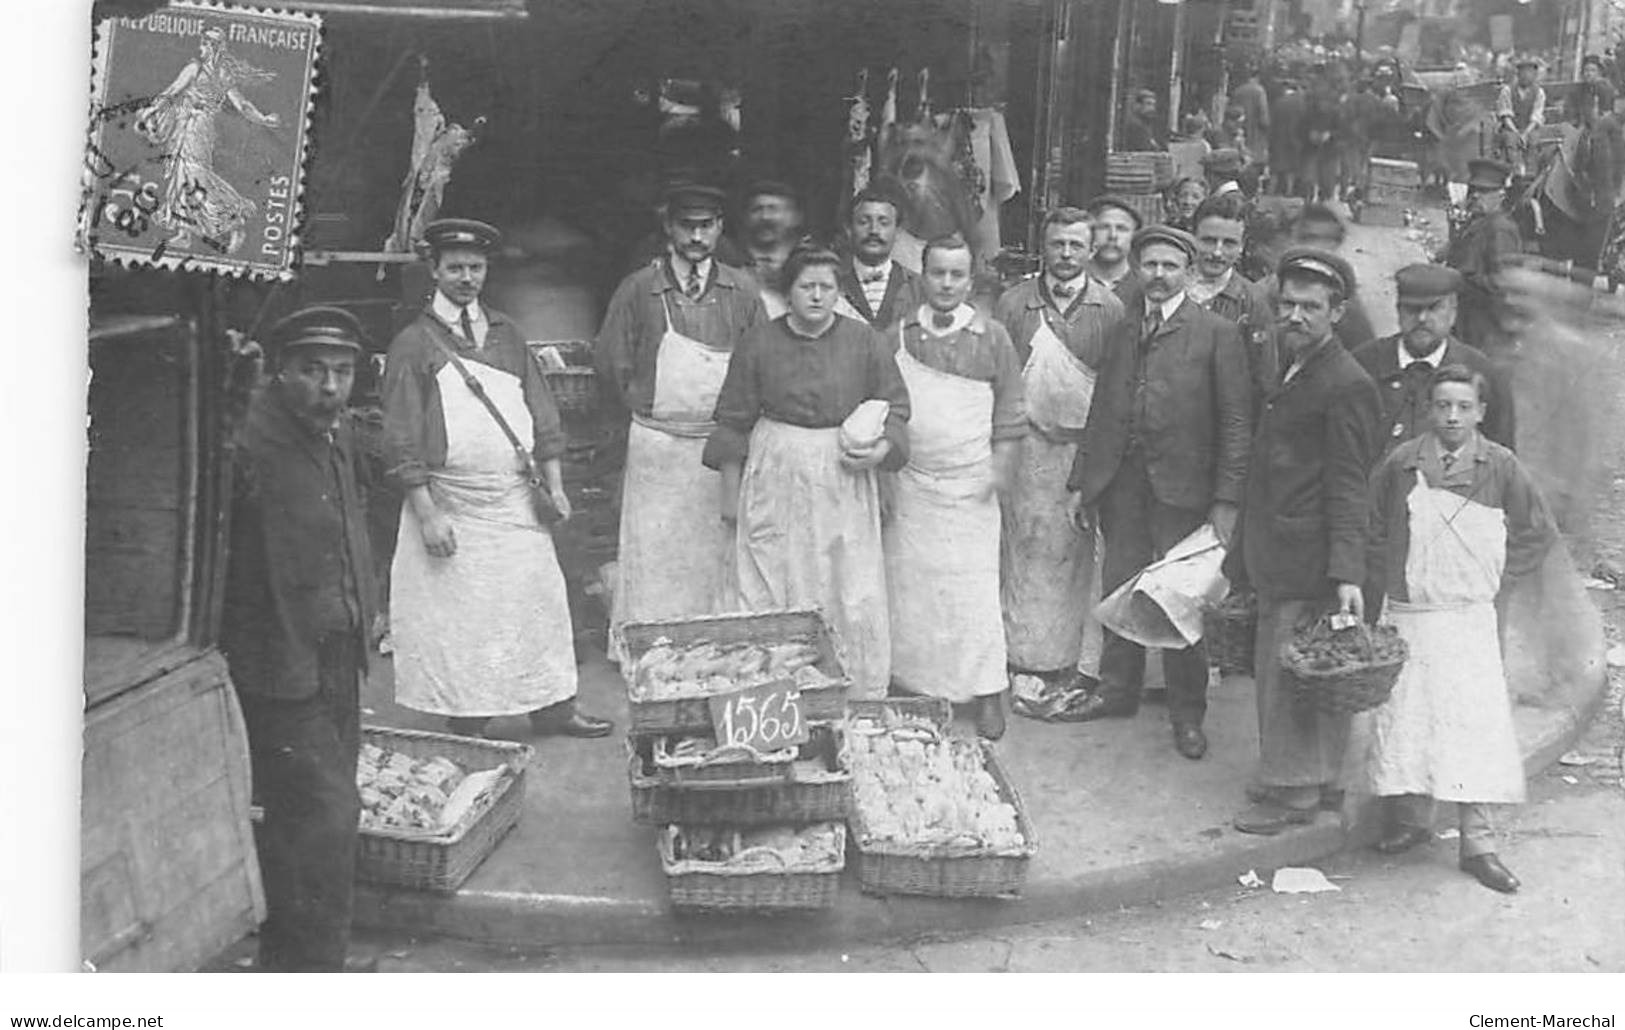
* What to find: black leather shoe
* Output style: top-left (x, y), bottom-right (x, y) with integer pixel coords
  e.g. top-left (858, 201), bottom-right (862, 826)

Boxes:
top-left (975, 694), bottom-right (1006, 740)
top-left (1053, 692), bottom-right (1139, 722)
top-left (1246, 783), bottom-right (1345, 810)
top-left (1460, 853), bottom-right (1520, 893)
top-left (1233, 801), bottom-right (1317, 835)
top-left (1374, 826), bottom-right (1433, 855)
top-left (1172, 723), bottom-right (1207, 760)
top-left (531, 703), bottom-right (614, 738)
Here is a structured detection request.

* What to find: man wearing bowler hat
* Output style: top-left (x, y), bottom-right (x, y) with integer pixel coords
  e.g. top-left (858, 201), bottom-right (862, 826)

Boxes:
top-left (221, 307), bottom-right (376, 972)
top-left (1447, 158), bottom-right (1523, 358)
top-left (384, 218), bottom-right (612, 740)
top-left (1351, 263), bottom-right (1515, 457)
top-left (1065, 225), bottom-right (1253, 760)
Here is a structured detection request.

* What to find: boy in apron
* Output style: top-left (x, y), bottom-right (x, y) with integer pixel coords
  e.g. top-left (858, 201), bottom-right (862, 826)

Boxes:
top-left (1364, 363), bottom-right (1559, 893)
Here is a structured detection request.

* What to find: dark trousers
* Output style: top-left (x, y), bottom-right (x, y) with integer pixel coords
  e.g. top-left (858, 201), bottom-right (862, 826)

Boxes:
top-left (1096, 450), bottom-right (1210, 726)
top-left (238, 635), bottom-right (361, 972)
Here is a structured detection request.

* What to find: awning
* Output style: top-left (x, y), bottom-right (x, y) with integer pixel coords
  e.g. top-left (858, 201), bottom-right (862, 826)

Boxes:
top-left (275, 0), bottom-right (526, 19)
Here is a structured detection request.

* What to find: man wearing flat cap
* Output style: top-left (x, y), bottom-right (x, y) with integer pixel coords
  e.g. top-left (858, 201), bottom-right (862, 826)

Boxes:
top-left (221, 307), bottom-right (376, 971)
top-left (1066, 224), bottom-right (1253, 760)
top-left (1495, 58), bottom-right (1546, 174)
top-left (737, 179), bottom-right (806, 317)
top-left (1446, 158), bottom-right (1523, 358)
top-left (1225, 247), bottom-right (1383, 835)
top-left (596, 183), bottom-right (766, 657)
top-left (384, 218), bottom-right (611, 740)
top-left (1351, 263), bottom-right (1515, 458)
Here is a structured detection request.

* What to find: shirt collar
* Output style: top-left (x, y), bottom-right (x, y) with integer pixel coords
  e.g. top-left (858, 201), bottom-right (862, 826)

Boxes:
top-left (1397, 337), bottom-right (1449, 370)
top-left (912, 303), bottom-right (979, 337)
top-left (1419, 429), bottom-right (1484, 480)
top-left (1046, 271), bottom-right (1088, 301)
top-left (1188, 269), bottom-right (1233, 305)
top-left (1145, 292), bottom-right (1185, 322)
top-left (668, 251), bottom-right (714, 286)
top-left (854, 258), bottom-right (894, 283)
top-left (431, 291), bottom-right (485, 327)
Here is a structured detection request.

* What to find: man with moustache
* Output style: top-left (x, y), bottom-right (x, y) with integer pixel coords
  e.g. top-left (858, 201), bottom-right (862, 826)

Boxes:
top-left (1066, 226), bottom-right (1253, 759)
top-left (1351, 264), bottom-right (1514, 458)
top-left (835, 186), bottom-right (922, 331)
top-left (995, 207), bottom-right (1124, 713)
top-left (737, 179), bottom-right (805, 319)
top-left (1226, 247), bottom-right (1382, 835)
top-left (1187, 192), bottom-right (1277, 406)
top-left (1084, 195), bottom-right (1144, 299)
top-left (596, 183), bottom-right (766, 659)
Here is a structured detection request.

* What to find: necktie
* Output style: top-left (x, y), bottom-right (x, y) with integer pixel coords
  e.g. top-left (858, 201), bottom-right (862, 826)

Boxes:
top-left (1405, 359), bottom-right (1432, 374)
top-left (931, 310), bottom-right (956, 330)
top-left (859, 267), bottom-right (887, 284)
top-left (459, 306), bottom-right (477, 346)
top-left (1052, 281), bottom-right (1077, 300)
top-left (1142, 307), bottom-right (1163, 342)
top-left (686, 266), bottom-right (703, 299)
top-left (1442, 451), bottom-right (1456, 472)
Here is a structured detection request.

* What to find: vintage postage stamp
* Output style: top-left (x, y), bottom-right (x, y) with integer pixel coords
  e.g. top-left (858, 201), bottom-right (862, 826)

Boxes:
top-left (79, 1), bottom-right (321, 279)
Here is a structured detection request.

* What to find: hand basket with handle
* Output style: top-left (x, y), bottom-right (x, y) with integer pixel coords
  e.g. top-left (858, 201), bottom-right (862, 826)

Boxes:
top-left (1281, 615), bottom-right (1407, 716)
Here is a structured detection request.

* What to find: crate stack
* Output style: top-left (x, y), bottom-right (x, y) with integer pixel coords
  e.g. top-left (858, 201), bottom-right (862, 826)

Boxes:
top-left (619, 610), bottom-right (853, 911)
top-left (1357, 157), bottom-right (1422, 227)
top-left (1104, 150), bottom-right (1174, 227)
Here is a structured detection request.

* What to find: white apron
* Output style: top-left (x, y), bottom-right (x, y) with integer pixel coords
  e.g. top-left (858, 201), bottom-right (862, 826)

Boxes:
top-left (392, 360), bottom-right (577, 717)
top-left (610, 294), bottom-right (735, 662)
top-left (885, 344), bottom-right (1007, 702)
top-left (735, 419), bottom-right (891, 698)
top-left (1000, 316), bottom-right (1104, 675)
top-left (1365, 470), bottom-right (1526, 803)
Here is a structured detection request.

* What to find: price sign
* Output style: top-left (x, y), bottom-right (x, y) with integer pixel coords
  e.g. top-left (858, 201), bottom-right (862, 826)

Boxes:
top-left (707, 678), bottom-right (809, 753)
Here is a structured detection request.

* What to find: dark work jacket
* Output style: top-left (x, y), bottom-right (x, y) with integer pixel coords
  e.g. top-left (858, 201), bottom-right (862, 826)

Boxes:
top-left (1194, 272), bottom-right (1280, 413)
top-left (1069, 296), bottom-right (1253, 511)
top-left (1349, 334), bottom-right (1515, 455)
top-left (1446, 211), bottom-right (1522, 355)
top-left (1223, 335), bottom-right (1383, 600)
top-left (835, 261), bottom-right (923, 333)
top-left (221, 387), bottom-right (376, 700)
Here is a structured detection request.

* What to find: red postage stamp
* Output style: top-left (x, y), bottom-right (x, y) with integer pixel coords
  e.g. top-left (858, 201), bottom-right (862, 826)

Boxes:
top-left (79, 1), bottom-right (321, 279)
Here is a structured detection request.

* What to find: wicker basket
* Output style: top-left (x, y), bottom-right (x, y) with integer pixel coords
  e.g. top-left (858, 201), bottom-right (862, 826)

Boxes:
top-left (354, 726), bottom-right (533, 893)
top-left (846, 740), bottom-right (1037, 898)
top-left (845, 696), bottom-right (954, 732)
top-left (628, 730), bottom-right (851, 825)
top-left (1203, 591), bottom-right (1258, 678)
top-left (649, 722), bottom-right (835, 784)
top-left (1106, 151), bottom-right (1175, 191)
top-left (658, 823), bottom-right (845, 910)
top-left (619, 609), bottom-right (851, 736)
top-left (529, 341), bottom-right (598, 417)
top-left (1117, 192), bottom-right (1167, 227)
top-left (1282, 617), bottom-right (1408, 716)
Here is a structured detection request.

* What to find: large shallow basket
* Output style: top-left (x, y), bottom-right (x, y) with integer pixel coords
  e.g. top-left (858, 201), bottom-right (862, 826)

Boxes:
top-left (658, 823), bottom-right (845, 911)
top-left (354, 726), bottom-right (533, 893)
top-left (529, 341), bottom-right (598, 417)
top-left (1106, 150), bottom-right (1175, 191)
top-left (619, 609), bottom-right (851, 736)
top-left (1282, 618), bottom-right (1408, 716)
top-left (846, 740), bottom-right (1037, 899)
top-left (628, 727), bottom-right (851, 825)
top-left (1203, 591), bottom-right (1258, 678)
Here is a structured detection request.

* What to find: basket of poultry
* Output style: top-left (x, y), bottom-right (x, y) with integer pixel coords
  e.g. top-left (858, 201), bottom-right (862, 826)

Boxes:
top-left (627, 725), bottom-right (851, 825)
top-left (618, 609), bottom-right (849, 736)
top-left (843, 705), bottom-right (1037, 898)
top-left (1282, 614), bottom-right (1408, 716)
top-left (657, 823), bottom-right (846, 911)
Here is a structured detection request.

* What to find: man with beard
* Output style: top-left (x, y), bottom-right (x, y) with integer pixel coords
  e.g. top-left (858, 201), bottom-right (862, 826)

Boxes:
top-left (737, 179), bottom-right (805, 319)
top-left (596, 184), bottom-right (766, 660)
top-left (1351, 264), bottom-right (1514, 458)
top-left (1121, 89), bottom-right (1166, 151)
top-left (995, 207), bottom-right (1124, 717)
top-left (1187, 192), bottom-right (1277, 407)
top-left (221, 307), bottom-right (376, 972)
top-left (835, 186), bottom-right (922, 331)
top-left (1253, 204), bottom-right (1376, 350)
top-left (1226, 248), bottom-right (1382, 835)
top-left (1446, 159), bottom-right (1523, 359)
top-left (1084, 195), bottom-right (1143, 301)
top-left (1066, 226), bottom-right (1252, 760)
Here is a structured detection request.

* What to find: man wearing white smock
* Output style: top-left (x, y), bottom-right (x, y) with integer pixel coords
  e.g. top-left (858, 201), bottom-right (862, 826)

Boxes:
top-left (595, 185), bottom-right (766, 658)
top-left (383, 219), bottom-right (612, 739)
top-left (1363, 364), bottom-right (1558, 894)
top-left (886, 235), bottom-right (1026, 738)
top-left (993, 208), bottom-right (1121, 717)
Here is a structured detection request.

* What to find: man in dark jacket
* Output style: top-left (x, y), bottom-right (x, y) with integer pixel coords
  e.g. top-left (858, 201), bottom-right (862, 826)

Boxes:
top-left (1446, 158), bottom-right (1523, 358)
top-left (220, 307), bottom-right (377, 972)
top-left (1066, 226), bottom-right (1253, 760)
top-left (1225, 248), bottom-right (1383, 835)
top-left (1351, 263), bottom-right (1515, 456)
top-left (836, 186), bottom-right (922, 332)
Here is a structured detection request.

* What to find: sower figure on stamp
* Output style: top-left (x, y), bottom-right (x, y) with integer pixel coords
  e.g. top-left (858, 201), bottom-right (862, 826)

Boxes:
top-left (220, 307), bottom-right (375, 973)
top-left (383, 218), bottom-right (612, 740)
top-left (1362, 364), bottom-right (1559, 893)
top-left (993, 207), bottom-right (1123, 719)
top-left (1066, 226), bottom-right (1254, 761)
top-left (1226, 248), bottom-right (1383, 835)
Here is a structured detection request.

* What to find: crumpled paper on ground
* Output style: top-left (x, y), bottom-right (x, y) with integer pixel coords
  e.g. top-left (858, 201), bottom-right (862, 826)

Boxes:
top-left (1271, 867), bottom-right (1341, 894)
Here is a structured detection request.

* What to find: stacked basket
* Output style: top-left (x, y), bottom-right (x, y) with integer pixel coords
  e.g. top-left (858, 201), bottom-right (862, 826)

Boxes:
top-left (1104, 150), bottom-right (1174, 227)
top-left (620, 609), bottom-right (853, 911)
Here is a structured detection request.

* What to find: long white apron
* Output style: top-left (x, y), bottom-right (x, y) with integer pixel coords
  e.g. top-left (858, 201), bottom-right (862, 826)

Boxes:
top-left (392, 360), bottom-right (577, 717)
top-left (735, 419), bottom-right (891, 698)
top-left (1365, 471), bottom-right (1526, 803)
top-left (886, 345), bottom-right (1007, 702)
top-left (610, 295), bottom-right (735, 662)
top-left (1000, 316), bottom-right (1104, 675)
